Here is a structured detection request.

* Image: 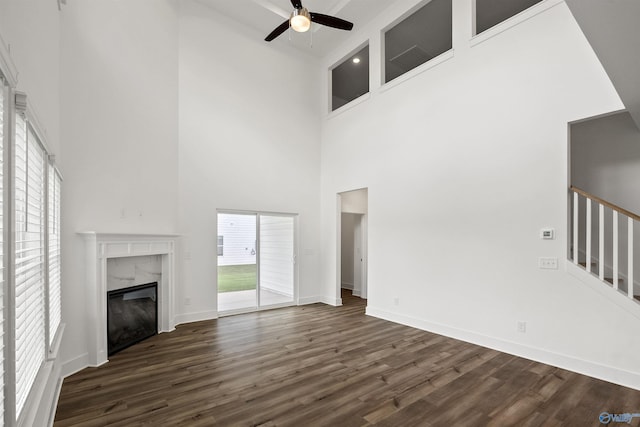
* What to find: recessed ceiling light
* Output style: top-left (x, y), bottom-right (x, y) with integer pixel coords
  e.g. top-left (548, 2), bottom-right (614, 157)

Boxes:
top-left (352, 57), bottom-right (361, 64)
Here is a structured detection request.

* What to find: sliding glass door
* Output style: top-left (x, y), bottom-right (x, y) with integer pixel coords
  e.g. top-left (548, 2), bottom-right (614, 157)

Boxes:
top-left (259, 215), bottom-right (295, 307)
top-left (217, 211), bottom-right (295, 314)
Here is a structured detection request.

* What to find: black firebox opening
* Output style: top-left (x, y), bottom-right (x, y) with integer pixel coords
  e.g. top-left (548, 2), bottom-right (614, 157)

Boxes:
top-left (107, 281), bottom-right (158, 356)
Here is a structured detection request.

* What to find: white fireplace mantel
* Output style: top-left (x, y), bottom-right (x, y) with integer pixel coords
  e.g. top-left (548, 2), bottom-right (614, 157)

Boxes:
top-left (80, 232), bottom-right (179, 366)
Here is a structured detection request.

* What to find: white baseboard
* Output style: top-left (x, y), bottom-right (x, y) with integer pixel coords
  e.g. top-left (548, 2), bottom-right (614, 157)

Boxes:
top-left (298, 295), bottom-right (321, 305)
top-left (174, 310), bottom-right (218, 326)
top-left (341, 282), bottom-right (354, 290)
top-left (61, 353), bottom-right (90, 378)
top-left (322, 295), bottom-right (341, 306)
top-left (366, 306), bottom-right (640, 391)
top-left (298, 295), bottom-right (341, 306)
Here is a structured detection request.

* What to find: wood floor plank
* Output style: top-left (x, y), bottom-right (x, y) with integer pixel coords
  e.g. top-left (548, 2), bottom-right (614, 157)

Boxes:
top-left (55, 290), bottom-right (640, 426)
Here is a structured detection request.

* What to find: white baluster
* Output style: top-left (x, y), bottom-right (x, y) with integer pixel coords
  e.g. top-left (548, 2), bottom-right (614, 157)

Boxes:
top-left (629, 218), bottom-right (634, 299)
top-left (586, 199), bottom-right (592, 273)
top-left (573, 192), bottom-right (579, 265)
top-left (599, 204), bottom-right (604, 280)
top-left (613, 212), bottom-right (619, 290)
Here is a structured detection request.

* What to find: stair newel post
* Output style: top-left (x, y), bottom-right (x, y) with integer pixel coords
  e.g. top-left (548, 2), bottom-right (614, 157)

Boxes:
top-left (573, 192), bottom-right (579, 264)
top-left (586, 198), bottom-right (592, 273)
top-left (599, 204), bottom-right (605, 280)
top-left (613, 211), bottom-right (619, 290)
top-left (629, 217), bottom-right (634, 299)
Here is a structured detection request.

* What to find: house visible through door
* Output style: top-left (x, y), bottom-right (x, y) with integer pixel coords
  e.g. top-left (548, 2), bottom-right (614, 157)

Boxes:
top-left (217, 211), bottom-right (296, 314)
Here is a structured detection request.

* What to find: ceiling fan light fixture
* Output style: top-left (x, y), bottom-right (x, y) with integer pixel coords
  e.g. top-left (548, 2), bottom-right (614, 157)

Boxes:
top-left (290, 7), bottom-right (311, 32)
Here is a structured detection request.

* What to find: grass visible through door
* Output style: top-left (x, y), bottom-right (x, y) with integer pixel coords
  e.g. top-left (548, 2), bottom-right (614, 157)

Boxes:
top-left (218, 264), bottom-right (257, 293)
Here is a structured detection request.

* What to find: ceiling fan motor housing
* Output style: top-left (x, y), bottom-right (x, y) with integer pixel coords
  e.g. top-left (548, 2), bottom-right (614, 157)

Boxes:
top-left (290, 7), bottom-right (311, 32)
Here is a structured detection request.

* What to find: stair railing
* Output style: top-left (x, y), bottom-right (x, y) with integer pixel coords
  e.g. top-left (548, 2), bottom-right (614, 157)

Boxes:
top-left (571, 186), bottom-right (638, 300)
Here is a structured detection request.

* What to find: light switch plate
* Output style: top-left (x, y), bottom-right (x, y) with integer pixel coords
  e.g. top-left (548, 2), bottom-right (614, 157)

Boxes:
top-left (539, 257), bottom-right (558, 269)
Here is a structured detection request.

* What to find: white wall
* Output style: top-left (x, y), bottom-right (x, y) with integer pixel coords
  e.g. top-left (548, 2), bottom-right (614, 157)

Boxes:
top-left (177, 0), bottom-right (322, 323)
top-left (320, 0), bottom-right (640, 389)
top-left (571, 111), bottom-right (640, 293)
top-left (341, 188), bottom-right (368, 214)
top-left (59, 0), bottom-right (180, 373)
top-left (341, 213), bottom-right (357, 287)
top-left (572, 112), bottom-right (640, 215)
top-left (0, 0), bottom-right (61, 158)
top-left (565, 0), bottom-right (640, 128)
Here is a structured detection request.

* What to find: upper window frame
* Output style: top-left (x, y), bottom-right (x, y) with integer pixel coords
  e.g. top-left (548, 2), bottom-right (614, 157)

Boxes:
top-left (471, 0), bottom-right (564, 46)
top-left (381, 0), bottom-right (453, 87)
top-left (328, 41), bottom-right (371, 115)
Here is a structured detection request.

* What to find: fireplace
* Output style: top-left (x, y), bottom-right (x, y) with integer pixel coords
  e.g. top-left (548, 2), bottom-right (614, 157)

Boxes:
top-left (81, 232), bottom-right (177, 367)
top-left (107, 282), bottom-right (158, 355)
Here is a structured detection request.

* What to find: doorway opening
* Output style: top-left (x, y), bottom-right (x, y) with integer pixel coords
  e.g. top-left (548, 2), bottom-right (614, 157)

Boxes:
top-left (569, 111), bottom-right (640, 298)
top-left (338, 188), bottom-right (368, 305)
top-left (217, 211), bottom-right (297, 315)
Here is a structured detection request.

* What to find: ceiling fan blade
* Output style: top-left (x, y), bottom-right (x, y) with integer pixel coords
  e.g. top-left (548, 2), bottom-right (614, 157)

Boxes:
top-left (265, 20), bottom-right (290, 41)
top-left (310, 13), bottom-right (354, 31)
top-left (291, 0), bottom-right (303, 9)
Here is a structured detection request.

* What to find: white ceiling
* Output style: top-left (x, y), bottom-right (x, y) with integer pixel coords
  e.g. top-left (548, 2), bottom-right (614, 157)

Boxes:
top-left (198, 0), bottom-right (392, 58)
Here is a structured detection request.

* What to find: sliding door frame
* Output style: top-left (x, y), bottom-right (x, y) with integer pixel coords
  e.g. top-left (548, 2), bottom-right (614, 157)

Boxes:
top-left (216, 209), bottom-right (298, 316)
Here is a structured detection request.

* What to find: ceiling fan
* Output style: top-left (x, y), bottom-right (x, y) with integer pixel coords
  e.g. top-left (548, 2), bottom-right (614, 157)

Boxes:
top-left (265, 0), bottom-right (354, 42)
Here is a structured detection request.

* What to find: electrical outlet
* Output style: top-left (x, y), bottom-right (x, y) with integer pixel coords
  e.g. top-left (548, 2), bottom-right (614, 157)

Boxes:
top-left (539, 257), bottom-right (558, 269)
top-left (184, 297), bottom-right (191, 306)
top-left (393, 297), bottom-right (399, 306)
top-left (517, 321), bottom-right (526, 333)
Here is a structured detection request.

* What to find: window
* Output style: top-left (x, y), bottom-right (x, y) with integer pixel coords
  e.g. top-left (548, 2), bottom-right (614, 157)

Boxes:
top-left (0, 61), bottom-right (62, 425)
top-left (331, 44), bottom-right (369, 111)
top-left (217, 235), bottom-right (224, 257)
top-left (475, 0), bottom-right (543, 35)
top-left (15, 114), bottom-right (47, 417)
top-left (0, 76), bottom-right (5, 426)
top-left (383, 0), bottom-right (452, 83)
top-left (49, 165), bottom-right (62, 347)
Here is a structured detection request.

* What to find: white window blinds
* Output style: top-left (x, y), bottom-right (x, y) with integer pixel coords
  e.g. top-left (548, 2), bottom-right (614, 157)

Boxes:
top-left (15, 115), bottom-right (46, 418)
top-left (0, 79), bottom-right (6, 426)
top-left (48, 165), bottom-right (61, 347)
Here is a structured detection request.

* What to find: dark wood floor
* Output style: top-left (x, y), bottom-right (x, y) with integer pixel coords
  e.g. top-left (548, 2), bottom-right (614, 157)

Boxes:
top-left (55, 290), bottom-right (640, 426)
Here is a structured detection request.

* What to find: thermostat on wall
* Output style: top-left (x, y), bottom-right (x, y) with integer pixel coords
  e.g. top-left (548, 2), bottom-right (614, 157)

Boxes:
top-left (540, 228), bottom-right (555, 240)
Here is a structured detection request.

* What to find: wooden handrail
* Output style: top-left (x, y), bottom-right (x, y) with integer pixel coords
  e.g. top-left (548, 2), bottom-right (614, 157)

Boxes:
top-left (570, 186), bottom-right (640, 222)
